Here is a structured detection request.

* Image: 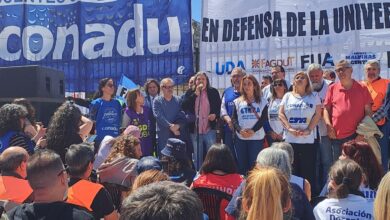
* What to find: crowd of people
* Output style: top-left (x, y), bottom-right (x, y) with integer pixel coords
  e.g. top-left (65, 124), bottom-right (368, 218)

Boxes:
top-left (0, 59), bottom-right (389, 220)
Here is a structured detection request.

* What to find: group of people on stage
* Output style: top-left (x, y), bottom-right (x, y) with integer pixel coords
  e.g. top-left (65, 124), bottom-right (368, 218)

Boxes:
top-left (1, 59), bottom-right (390, 220)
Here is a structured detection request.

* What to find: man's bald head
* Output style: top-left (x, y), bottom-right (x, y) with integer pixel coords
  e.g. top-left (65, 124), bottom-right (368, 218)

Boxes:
top-left (0, 146), bottom-right (29, 175)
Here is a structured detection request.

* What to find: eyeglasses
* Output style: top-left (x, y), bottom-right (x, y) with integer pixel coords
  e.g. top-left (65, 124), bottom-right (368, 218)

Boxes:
top-left (162, 85), bottom-right (174, 89)
top-left (273, 83), bottom-right (284, 87)
top-left (106, 83), bottom-right (114, 88)
top-left (57, 167), bottom-right (68, 177)
top-left (335, 67), bottom-right (351, 73)
top-left (295, 76), bottom-right (306, 80)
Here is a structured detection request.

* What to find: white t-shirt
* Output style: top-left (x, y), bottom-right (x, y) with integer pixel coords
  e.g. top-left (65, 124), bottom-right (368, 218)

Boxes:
top-left (268, 98), bottom-right (284, 135)
top-left (234, 98), bottom-right (267, 140)
top-left (312, 79), bottom-right (331, 137)
top-left (280, 92), bottom-right (321, 144)
top-left (314, 194), bottom-right (374, 220)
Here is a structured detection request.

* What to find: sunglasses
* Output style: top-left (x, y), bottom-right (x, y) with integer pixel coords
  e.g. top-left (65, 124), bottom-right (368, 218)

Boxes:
top-left (295, 76), bottom-right (306, 80)
top-left (162, 85), bottom-right (174, 89)
top-left (106, 83), bottom-right (114, 88)
top-left (335, 67), bottom-right (351, 73)
top-left (273, 83), bottom-right (284, 87)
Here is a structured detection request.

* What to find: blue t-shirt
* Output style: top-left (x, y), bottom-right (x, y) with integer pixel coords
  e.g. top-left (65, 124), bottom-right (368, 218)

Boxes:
top-left (90, 98), bottom-right (122, 141)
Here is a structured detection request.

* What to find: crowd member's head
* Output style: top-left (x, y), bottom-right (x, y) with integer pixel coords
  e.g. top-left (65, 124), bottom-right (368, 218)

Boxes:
top-left (121, 181), bottom-right (203, 220)
top-left (0, 146), bottom-right (29, 178)
top-left (131, 170), bottom-right (170, 192)
top-left (0, 104), bottom-right (27, 136)
top-left (122, 125), bottom-right (141, 138)
top-left (261, 75), bottom-right (272, 89)
top-left (93, 78), bottom-right (115, 99)
top-left (292, 71), bottom-right (312, 95)
top-left (136, 156), bottom-right (162, 174)
top-left (335, 60), bottom-right (353, 82)
top-left (231, 67), bottom-right (246, 90)
top-left (27, 150), bottom-right (68, 202)
top-left (374, 172), bottom-right (390, 220)
top-left (323, 69), bottom-right (336, 82)
top-left (242, 167), bottom-right (291, 220)
top-left (46, 102), bottom-right (83, 161)
top-left (144, 79), bottom-right (160, 97)
top-left (364, 59), bottom-right (381, 83)
top-left (160, 78), bottom-right (175, 99)
top-left (126, 88), bottom-right (145, 111)
top-left (271, 142), bottom-right (294, 165)
top-left (307, 63), bottom-right (324, 91)
top-left (256, 147), bottom-right (291, 178)
top-left (271, 65), bottom-right (286, 81)
top-left (200, 143), bottom-right (238, 175)
top-left (104, 134), bottom-right (142, 163)
top-left (270, 79), bottom-right (288, 100)
top-left (340, 140), bottom-right (384, 190)
top-left (194, 71), bottom-right (211, 91)
top-left (12, 98), bottom-right (37, 127)
top-left (240, 74), bottom-right (261, 103)
top-left (188, 76), bottom-right (196, 90)
top-left (161, 138), bottom-right (193, 185)
top-left (328, 159), bottom-right (363, 199)
top-left (65, 143), bottom-right (95, 179)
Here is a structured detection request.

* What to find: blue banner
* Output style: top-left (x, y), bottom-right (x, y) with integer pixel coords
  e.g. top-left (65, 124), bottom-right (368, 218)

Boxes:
top-left (0, 0), bottom-right (193, 92)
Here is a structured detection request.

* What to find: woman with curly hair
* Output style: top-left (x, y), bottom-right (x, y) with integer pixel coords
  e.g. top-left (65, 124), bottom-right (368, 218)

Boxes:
top-left (97, 134), bottom-right (142, 210)
top-left (46, 101), bottom-right (93, 162)
top-left (90, 78), bottom-right (122, 150)
top-left (0, 104), bottom-right (35, 154)
top-left (12, 98), bottom-right (46, 142)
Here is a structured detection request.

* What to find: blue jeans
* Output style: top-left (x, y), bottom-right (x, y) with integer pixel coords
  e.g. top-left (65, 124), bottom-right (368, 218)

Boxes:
top-left (317, 136), bottom-right (333, 186)
top-left (191, 129), bottom-right (216, 171)
top-left (378, 121), bottom-right (390, 172)
top-left (235, 137), bottom-right (264, 175)
top-left (330, 134), bottom-right (356, 162)
top-left (223, 129), bottom-right (237, 161)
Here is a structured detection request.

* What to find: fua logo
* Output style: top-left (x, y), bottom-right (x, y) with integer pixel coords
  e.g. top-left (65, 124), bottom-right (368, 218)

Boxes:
top-left (215, 60), bottom-right (245, 75)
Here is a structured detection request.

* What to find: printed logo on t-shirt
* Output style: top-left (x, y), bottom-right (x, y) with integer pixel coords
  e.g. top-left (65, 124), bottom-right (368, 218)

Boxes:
top-left (102, 107), bottom-right (119, 124)
top-left (325, 207), bottom-right (372, 219)
top-left (287, 103), bottom-right (314, 109)
top-left (288, 117), bottom-right (307, 123)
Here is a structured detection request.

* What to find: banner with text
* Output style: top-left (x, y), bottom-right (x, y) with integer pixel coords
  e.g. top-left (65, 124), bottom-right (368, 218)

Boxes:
top-left (0, 0), bottom-right (193, 92)
top-left (200, 0), bottom-right (390, 88)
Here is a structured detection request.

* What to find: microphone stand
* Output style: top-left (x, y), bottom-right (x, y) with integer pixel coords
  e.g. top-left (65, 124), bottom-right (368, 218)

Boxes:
top-left (196, 88), bottom-right (202, 170)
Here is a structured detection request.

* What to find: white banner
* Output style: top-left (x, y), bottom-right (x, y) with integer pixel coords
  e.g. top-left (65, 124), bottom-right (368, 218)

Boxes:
top-left (200, 0), bottom-right (390, 89)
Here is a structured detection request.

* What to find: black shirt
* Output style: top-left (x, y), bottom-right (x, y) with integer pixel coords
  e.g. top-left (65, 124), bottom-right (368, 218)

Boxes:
top-left (69, 178), bottom-right (115, 219)
top-left (7, 201), bottom-right (94, 220)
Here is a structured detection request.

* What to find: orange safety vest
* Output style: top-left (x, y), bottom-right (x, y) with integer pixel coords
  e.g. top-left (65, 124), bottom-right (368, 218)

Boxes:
top-left (364, 79), bottom-right (390, 126)
top-left (66, 179), bottom-right (103, 211)
top-left (0, 176), bottom-right (33, 204)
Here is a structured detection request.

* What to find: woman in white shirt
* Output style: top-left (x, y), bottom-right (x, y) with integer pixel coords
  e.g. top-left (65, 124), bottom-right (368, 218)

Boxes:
top-left (314, 159), bottom-right (373, 220)
top-left (279, 71), bottom-right (321, 194)
top-left (267, 79), bottom-right (288, 144)
top-left (232, 74), bottom-right (268, 175)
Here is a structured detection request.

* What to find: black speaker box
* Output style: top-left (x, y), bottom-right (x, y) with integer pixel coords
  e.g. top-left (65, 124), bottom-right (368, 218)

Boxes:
top-left (0, 65), bottom-right (65, 125)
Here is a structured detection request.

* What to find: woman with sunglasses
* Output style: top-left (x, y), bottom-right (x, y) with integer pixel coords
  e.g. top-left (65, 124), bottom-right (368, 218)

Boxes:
top-left (90, 78), bottom-right (122, 152)
top-left (231, 75), bottom-right (268, 175)
top-left (267, 79), bottom-right (289, 145)
top-left (279, 71), bottom-right (321, 195)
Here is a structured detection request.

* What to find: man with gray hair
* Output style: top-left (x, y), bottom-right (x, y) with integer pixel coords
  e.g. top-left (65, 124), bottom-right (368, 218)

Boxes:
top-left (362, 59), bottom-right (390, 171)
top-left (323, 60), bottom-right (372, 161)
top-left (220, 67), bottom-right (245, 160)
top-left (307, 63), bottom-right (333, 186)
top-left (7, 150), bottom-right (94, 220)
top-left (120, 181), bottom-right (204, 220)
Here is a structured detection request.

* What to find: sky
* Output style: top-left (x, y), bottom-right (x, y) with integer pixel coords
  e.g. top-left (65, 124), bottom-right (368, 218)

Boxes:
top-left (192, 0), bottom-right (201, 22)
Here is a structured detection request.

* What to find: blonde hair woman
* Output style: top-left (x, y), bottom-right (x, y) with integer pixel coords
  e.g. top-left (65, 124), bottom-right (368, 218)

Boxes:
top-left (374, 172), bottom-right (390, 220)
top-left (241, 166), bottom-right (291, 220)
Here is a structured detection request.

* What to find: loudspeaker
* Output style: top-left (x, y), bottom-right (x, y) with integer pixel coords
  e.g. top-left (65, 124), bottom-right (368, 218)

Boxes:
top-left (0, 65), bottom-right (65, 125)
top-left (0, 65), bottom-right (65, 99)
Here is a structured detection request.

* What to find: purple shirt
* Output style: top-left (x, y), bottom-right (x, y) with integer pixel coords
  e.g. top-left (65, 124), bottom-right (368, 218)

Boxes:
top-left (125, 106), bottom-right (153, 156)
